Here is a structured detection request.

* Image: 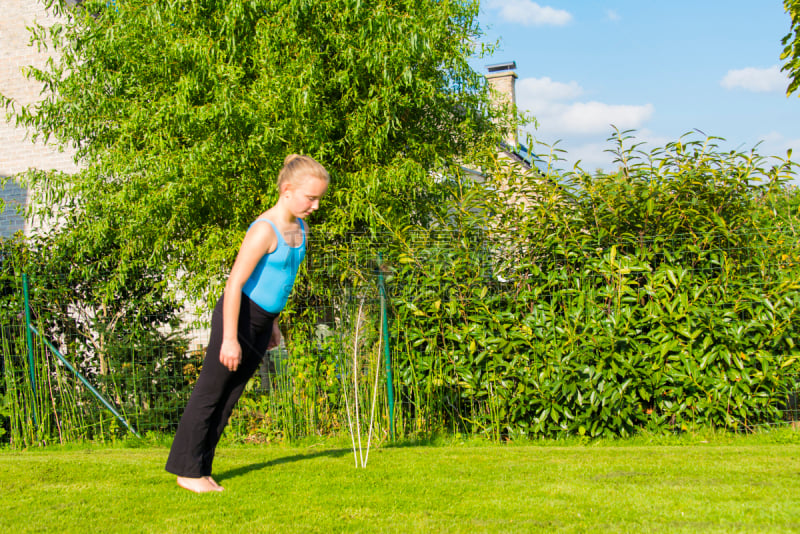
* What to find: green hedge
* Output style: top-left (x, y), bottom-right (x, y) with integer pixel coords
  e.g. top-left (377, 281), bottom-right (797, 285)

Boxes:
top-left (3, 132), bottom-right (800, 444)
top-left (380, 133), bottom-right (800, 438)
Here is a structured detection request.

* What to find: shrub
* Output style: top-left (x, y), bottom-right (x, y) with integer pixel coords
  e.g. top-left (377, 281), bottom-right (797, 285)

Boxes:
top-left (382, 132), bottom-right (800, 439)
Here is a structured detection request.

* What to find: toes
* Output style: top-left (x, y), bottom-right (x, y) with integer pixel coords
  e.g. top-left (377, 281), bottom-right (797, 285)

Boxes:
top-left (205, 476), bottom-right (225, 492)
top-left (176, 477), bottom-right (218, 493)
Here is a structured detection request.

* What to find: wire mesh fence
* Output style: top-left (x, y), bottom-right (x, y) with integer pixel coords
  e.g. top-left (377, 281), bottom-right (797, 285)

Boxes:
top-left (0, 251), bottom-right (399, 447)
top-left (1, 226), bottom-right (800, 447)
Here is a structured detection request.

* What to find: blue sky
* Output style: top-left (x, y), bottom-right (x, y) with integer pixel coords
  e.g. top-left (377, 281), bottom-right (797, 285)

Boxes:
top-left (475, 1), bottom-right (799, 174)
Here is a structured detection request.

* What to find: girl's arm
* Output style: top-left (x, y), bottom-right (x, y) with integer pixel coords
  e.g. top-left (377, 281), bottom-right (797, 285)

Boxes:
top-left (264, 220), bottom-right (306, 353)
top-left (219, 222), bottom-right (277, 372)
top-left (267, 321), bottom-right (282, 350)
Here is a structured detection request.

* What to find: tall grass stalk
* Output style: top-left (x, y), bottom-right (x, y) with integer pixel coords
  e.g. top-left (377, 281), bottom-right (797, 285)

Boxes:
top-left (3, 324), bottom-right (45, 446)
top-left (1, 319), bottom-right (139, 446)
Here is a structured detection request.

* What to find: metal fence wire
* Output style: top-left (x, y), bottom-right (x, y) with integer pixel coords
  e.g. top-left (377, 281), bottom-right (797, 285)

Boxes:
top-left (0, 248), bottom-right (399, 447)
top-left (1, 228), bottom-right (799, 446)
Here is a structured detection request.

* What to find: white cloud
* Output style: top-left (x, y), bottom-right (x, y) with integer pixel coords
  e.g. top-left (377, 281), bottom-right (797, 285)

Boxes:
top-left (514, 76), bottom-right (657, 171)
top-left (516, 77), bottom-right (654, 135)
top-left (487, 0), bottom-right (573, 27)
top-left (720, 65), bottom-right (788, 93)
top-left (558, 102), bottom-right (655, 134)
top-left (517, 76), bottom-right (583, 105)
top-left (606, 9), bottom-right (620, 21)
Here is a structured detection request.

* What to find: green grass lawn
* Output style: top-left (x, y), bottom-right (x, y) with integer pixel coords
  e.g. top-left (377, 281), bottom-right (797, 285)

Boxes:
top-left (2, 429), bottom-right (800, 533)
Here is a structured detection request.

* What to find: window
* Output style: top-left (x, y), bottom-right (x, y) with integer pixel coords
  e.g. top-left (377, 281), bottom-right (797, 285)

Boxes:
top-left (0, 179), bottom-right (27, 239)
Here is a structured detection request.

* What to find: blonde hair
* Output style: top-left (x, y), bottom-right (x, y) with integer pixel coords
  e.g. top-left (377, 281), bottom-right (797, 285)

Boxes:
top-left (277, 154), bottom-right (330, 193)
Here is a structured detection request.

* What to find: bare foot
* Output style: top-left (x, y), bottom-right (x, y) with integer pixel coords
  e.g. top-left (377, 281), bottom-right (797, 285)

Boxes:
top-left (205, 476), bottom-right (224, 492)
top-left (176, 476), bottom-right (219, 493)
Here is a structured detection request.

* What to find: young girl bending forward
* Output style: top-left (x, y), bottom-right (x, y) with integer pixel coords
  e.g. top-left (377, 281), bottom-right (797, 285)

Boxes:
top-left (166, 154), bottom-right (329, 493)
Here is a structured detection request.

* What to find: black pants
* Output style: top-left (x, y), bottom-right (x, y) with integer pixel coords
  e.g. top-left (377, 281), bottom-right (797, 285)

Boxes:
top-left (165, 293), bottom-right (277, 478)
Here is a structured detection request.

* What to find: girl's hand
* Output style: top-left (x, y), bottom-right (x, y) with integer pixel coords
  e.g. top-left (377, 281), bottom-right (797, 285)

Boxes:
top-left (267, 321), bottom-right (282, 351)
top-left (220, 338), bottom-right (242, 372)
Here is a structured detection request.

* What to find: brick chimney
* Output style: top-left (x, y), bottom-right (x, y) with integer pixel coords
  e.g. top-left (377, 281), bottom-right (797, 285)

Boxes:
top-left (486, 61), bottom-right (518, 146)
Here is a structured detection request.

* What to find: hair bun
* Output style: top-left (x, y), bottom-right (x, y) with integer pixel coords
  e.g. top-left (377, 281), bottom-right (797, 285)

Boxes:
top-left (276, 153), bottom-right (330, 192)
top-left (284, 154), bottom-right (302, 165)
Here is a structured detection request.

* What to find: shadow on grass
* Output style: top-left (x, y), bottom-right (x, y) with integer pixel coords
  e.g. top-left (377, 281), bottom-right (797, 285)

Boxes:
top-left (216, 448), bottom-right (352, 481)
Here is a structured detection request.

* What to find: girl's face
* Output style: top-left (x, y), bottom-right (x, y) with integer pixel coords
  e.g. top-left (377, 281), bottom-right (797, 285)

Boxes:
top-left (284, 175), bottom-right (329, 218)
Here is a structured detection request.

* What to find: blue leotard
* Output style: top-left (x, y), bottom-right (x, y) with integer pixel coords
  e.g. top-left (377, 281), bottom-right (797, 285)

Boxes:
top-left (241, 218), bottom-right (306, 313)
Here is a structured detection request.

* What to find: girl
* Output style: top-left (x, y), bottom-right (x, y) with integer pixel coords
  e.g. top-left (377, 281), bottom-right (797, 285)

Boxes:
top-left (166, 154), bottom-right (330, 493)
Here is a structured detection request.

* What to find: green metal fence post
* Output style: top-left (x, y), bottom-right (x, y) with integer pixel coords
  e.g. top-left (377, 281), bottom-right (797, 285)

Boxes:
top-left (377, 253), bottom-right (395, 440)
top-left (22, 273), bottom-right (38, 427)
top-left (29, 324), bottom-right (141, 438)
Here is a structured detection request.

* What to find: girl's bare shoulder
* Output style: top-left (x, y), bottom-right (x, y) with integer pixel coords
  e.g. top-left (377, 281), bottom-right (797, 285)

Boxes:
top-left (244, 217), bottom-right (278, 254)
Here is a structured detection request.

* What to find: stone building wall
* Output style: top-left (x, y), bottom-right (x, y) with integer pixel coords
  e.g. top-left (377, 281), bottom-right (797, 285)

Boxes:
top-left (0, 0), bottom-right (78, 237)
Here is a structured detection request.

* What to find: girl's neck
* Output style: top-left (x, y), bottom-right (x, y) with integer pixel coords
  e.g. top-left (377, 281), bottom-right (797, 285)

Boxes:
top-left (266, 202), bottom-right (297, 225)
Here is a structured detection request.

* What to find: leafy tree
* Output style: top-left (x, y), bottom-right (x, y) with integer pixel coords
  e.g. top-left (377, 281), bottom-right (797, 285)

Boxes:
top-left (782, 0), bottom-right (800, 96)
top-left (3, 0), bottom-right (506, 304)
